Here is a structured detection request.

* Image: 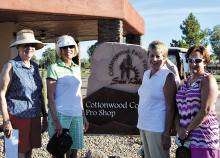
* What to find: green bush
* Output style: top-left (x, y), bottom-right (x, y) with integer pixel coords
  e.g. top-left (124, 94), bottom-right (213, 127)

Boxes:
top-left (215, 75), bottom-right (220, 82)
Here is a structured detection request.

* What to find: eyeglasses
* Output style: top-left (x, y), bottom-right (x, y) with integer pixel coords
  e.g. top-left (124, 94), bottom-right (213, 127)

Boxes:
top-left (187, 58), bottom-right (204, 63)
top-left (22, 44), bottom-right (37, 48)
top-left (61, 45), bottom-right (75, 50)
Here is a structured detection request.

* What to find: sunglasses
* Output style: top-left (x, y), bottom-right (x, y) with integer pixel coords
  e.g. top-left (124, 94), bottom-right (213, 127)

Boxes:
top-left (61, 45), bottom-right (75, 50)
top-left (22, 43), bottom-right (37, 48)
top-left (187, 58), bottom-right (204, 63)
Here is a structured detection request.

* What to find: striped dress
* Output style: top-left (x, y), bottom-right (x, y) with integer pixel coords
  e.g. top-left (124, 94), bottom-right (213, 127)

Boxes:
top-left (176, 73), bottom-right (219, 149)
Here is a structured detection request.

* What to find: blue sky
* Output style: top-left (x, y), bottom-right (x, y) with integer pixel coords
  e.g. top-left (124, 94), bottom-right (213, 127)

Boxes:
top-left (36, 0), bottom-right (220, 59)
top-left (129, 0), bottom-right (220, 48)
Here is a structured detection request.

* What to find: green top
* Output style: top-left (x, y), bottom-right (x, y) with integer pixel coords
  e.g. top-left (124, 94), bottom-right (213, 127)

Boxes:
top-left (47, 58), bottom-right (79, 80)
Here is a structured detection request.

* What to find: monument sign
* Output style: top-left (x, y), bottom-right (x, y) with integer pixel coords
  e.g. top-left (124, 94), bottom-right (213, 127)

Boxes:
top-left (83, 42), bottom-right (149, 135)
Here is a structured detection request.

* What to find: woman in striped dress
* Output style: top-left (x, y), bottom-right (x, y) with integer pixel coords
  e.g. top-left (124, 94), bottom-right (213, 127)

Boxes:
top-left (175, 45), bottom-right (219, 157)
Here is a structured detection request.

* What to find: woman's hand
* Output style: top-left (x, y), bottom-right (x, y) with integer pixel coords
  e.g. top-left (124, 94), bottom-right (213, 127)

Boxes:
top-left (3, 121), bottom-right (13, 138)
top-left (162, 134), bottom-right (171, 150)
top-left (83, 117), bottom-right (89, 132)
top-left (53, 119), bottom-right (63, 137)
top-left (177, 127), bottom-right (189, 140)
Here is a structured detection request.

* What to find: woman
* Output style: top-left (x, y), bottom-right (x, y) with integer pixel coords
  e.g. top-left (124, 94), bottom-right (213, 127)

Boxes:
top-left (47, 35), bottom-right (89, 158)
top-left (137, 40), bottom-right (177, 158)
top-left (0, 29), bottom-right (48, 158)
top-left (175, 45), bottom-right (219, 157)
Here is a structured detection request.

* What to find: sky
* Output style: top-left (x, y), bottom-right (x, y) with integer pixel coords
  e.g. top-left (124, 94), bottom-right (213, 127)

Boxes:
top-left (36, 0), bottom-right (220, 59)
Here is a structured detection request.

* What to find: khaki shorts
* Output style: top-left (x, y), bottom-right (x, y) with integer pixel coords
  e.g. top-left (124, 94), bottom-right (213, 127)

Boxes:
top-left (140, 129), bottom-right (169, 158)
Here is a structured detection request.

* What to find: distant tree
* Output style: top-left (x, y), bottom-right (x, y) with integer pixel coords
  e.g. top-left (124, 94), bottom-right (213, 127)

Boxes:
top-left (31, 55), bottom-right (38, 63)
top-left (87, 42), bottom-right (98, 61)
top-left (170, 12), bottom-right (208, 48)
top-left (208, 25), bottom-right (220, 62)
top-left (39, 59), bottom-right (44, 69)
top-left (81, 58), bottom-right (90, 69)
top-left (42, 48), bottom-right (56, 69)
top-left (210, 54), bottom-right (218, 62)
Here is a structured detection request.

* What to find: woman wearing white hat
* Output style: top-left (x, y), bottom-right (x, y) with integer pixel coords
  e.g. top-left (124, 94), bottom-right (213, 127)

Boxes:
top-left (47, 35), bottom-right (89, 158)
top-left (0, 29), bottom-right (48, 158)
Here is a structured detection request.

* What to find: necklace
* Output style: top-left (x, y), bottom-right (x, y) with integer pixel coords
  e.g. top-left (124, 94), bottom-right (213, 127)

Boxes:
top-left (187, 75), bottom-right (201, 87)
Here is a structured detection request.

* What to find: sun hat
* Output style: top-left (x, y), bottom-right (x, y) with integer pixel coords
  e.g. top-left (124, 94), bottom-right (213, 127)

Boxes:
top-left (9, 29), bottom-right (44, 50)
top-left (56, 35), bottom-right (78, 57)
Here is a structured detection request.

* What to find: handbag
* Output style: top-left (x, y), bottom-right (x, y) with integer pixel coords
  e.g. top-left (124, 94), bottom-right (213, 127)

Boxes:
top-left (176, 137), bottom-right (191, 158)
top-left (47, 129), bottom-right (73, 158)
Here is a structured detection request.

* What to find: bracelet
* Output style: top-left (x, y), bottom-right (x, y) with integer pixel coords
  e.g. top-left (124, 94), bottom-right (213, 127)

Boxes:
top-left (4, 120), bottom-right (11, 124)
top-left (162, 133), bottom-right (170, 137)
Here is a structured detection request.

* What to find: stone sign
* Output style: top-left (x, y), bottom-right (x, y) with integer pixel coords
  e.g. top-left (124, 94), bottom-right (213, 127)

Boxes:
top-left (84, 42), bottom-right (149, 135)
top-left (86, 42), bottom-right (149, 96)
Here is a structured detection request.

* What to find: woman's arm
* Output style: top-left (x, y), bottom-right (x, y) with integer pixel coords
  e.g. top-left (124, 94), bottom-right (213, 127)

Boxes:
top-left (81, 98), bottom-right (89, 132)
top-left (162, 73), bottom-right (177, 150)
top-left (41, 93), bottom-right (48, 133)
top-left (0, 62), bottom-right (13, 138)
top-left (46, 78), bottom-right (63, 136)
top-left (79, 68), bottom-right (89, 132)
top-left (186, 75), bottom-right (218, 132)
top-left (175, 79), bottom-right (189, 139)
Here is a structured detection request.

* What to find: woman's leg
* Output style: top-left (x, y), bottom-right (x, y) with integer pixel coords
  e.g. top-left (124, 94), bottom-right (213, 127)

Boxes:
top-left (66, 149), bottom-right (77, 158)
top-left (26, 150), bottom-right (32, 158)
top-left (18, 152), bottom-right (26, 158)
top-left (18, 150), bottom-right (32, 158)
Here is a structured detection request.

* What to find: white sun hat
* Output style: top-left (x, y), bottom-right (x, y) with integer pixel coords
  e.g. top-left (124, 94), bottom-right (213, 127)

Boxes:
top-left (9, 29), bottom-right (44, 50)
top-left (56, 35), bottom-right (78, 57)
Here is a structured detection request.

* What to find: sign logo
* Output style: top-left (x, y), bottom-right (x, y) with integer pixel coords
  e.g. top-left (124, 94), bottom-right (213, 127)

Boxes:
top-left (108, 49), bottom-right (148, 85)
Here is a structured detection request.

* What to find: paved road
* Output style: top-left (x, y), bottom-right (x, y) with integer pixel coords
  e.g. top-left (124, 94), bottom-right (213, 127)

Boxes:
top-left (81, 78), bottom-right (88, 97)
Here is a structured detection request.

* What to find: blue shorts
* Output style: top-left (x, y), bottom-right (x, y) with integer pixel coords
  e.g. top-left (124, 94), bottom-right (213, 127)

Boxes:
top-left (48, 111), bottom-right (84, 149)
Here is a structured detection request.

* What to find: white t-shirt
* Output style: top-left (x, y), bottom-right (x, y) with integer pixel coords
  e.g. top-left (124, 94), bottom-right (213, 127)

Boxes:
top-left (47, 59), bottom-right (82, 116)
top-left (137, 65), bottom-right (175, 132)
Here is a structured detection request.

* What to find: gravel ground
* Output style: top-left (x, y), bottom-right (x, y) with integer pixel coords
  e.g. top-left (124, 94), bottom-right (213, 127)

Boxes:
top-left (0, 111), bottom-right (180, 158)
top-left (0, 130), bottom-right (178, 158)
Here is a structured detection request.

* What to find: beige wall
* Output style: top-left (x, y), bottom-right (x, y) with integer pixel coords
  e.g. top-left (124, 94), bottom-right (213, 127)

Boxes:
top-left (0, 22), bottom-right (18, 71)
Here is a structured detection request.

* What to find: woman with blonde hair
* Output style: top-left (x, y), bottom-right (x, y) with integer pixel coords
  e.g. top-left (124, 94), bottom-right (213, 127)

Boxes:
top-left (47, 35), bottom-right (89, 158)
top-left (137, 40), bottom-right (178, 158)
